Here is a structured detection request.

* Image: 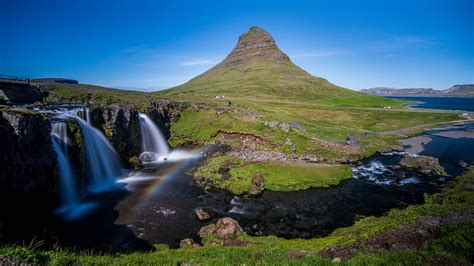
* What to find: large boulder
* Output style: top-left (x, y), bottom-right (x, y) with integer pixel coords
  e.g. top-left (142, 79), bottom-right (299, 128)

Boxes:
top-left (199, 217), bottom-right (243, 240)
top-left (213, 217), bottom-right (242, 239)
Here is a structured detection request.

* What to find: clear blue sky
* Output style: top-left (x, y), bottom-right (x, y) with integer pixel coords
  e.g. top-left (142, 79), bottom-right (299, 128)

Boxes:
top-left (1, 0), bottom-right (473, 91)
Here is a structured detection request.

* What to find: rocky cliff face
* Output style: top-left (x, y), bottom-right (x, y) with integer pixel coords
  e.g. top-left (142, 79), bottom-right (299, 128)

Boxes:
top-left (0, 100), bottom-right (188, 192)
top-left (88, 101), bottom-right (187, 165)
top-left (0, 101), bottom-right (188, 241)
top-left (443, 84), bottom-right (474, 96)
top-left (0, 109), bottom-right (58, 241)
top-left (0, 110), bottom-right (57, 193)
top-left (214, 26), bottom-right (291, 69)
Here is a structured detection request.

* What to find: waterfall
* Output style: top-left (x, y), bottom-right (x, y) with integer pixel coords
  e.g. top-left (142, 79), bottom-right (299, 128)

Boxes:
top-left (51, 122), bottom-right (79, 209)
top-left (85, 107), bottom-right (91, 124)
top-left (50, 108), bottom-right (124, 219)
top-left (75, 116), bottom-right (122, 188)
top-left (138, 113), bottom-right (170, 162)
top-left (76, 107), bottom-right (91, 124)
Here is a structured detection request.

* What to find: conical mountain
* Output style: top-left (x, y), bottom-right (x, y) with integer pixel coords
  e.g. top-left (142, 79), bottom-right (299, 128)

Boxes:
top-left (162, 27), bottom-right (362, 102)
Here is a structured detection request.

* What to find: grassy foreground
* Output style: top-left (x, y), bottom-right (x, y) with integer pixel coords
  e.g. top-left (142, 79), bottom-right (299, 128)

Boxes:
top-left (2, 166), bottom-right (472, 265)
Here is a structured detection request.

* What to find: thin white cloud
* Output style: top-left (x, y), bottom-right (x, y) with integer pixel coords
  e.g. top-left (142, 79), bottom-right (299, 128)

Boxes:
top-left (291, 50), bottom-right (349, 58)
top-left (181, 59), bottom-right (219, 66)
top-left (366, 36), bottom-right (436, 54)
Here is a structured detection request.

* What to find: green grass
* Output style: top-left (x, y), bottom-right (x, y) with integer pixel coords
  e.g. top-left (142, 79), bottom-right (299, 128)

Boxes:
top-left (195, 155), bottom-right (352, 194)
top-left (169, 103), bottom-right (458, 158)
top-left (42, 83), bottom-right (165, 110)
top-left (232, 162), bottom-right (352, 191)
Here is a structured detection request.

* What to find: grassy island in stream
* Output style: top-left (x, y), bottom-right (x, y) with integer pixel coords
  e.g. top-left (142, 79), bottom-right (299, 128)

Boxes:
top-left (195, 155), bottom-right (352, 194)
top-left (2, 166), bottom-right (473, 265)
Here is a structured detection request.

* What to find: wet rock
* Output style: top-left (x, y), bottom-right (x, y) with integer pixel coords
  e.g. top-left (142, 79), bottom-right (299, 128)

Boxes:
top-left (195, 208), bottom-right (211, 221)
top-left (88, 101), bottom-right (187, 167)
top-left (198, 224), bottom-right (213, 239)
top-left (213, 217), bottom-right (243, 239)
top-left (0, 109), bottom-right (58, 244)
top-left (399, 155), bottom-right (446, 175)
top-left (0, 110), bottom-right (56, 193)
top-left (249, 173), bottom-right (265, 195)
top-left (199, 217), bottom-right (242, 240)
top-left (180, 238), bottom-right (195, 247)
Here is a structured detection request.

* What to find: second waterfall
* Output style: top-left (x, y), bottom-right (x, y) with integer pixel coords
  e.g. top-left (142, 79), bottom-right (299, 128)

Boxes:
top-left (138, 113), bottom-right (171, 162)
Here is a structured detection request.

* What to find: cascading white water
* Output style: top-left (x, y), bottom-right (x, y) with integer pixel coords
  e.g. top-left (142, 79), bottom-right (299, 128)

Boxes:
top-left (76, 107), bottom-right (91, 124)
top-left (85, 107), bottom-right (91, 124)
top-left (75, 116), bottom-right (122, 188)
top-left (50, 109), bottom-right (123, 219)
top-left (138, 113), bottom-right (170, 162)
top-left (51, 122), bottom-right (79, 208)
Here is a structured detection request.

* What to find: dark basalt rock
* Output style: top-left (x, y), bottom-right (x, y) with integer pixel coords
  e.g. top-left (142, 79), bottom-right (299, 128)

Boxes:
top-left (0, 110), bottom-right (56, 193)
top-left (0, 109), bottom-right (58, 242)
top-left (87, 101), bottom-right (187, 166)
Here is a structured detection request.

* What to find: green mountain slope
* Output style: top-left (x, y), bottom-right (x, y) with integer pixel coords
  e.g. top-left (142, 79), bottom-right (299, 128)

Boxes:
top-left (160, 27), bottom-right (372, 103)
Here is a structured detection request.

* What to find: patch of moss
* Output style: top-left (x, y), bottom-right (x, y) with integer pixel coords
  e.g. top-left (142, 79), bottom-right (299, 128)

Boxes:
top-left (66, 121), bottom-right (82, 147)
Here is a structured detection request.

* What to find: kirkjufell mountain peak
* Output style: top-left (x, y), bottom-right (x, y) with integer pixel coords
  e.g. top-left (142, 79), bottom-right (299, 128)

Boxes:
top-left (163, 26), bottom-right (362, 102)
top-left (217, 26), bottom-right (291, 68)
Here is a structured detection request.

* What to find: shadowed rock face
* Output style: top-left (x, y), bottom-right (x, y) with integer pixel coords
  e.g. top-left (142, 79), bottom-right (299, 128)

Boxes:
top-left (87, 101), bottom-right (186, 165)
top-left (216, 26), bottom-right (291, 68)
top-left (0, 111), bottom-right (56, 192)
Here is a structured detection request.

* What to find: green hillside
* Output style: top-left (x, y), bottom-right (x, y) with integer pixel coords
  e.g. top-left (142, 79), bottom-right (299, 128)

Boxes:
top-left (159, 27), bottom-right (388, 106)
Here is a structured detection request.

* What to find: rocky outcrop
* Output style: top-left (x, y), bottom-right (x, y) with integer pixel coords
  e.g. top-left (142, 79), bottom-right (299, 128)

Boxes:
top-left (195, 208), bottom-right (211, 221)
top-left (0, 109), bottom-right (56, 192)
top-left (197, 217), bottom-right (251, 247)
top-left (216, 26), bottom-right (291, 69)
top-left (199, 217), bottom-right (243, 240)
top-left (179, 238), bottom-right (200, 248)
top-left (399, 155), bottom-right (446, 175)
